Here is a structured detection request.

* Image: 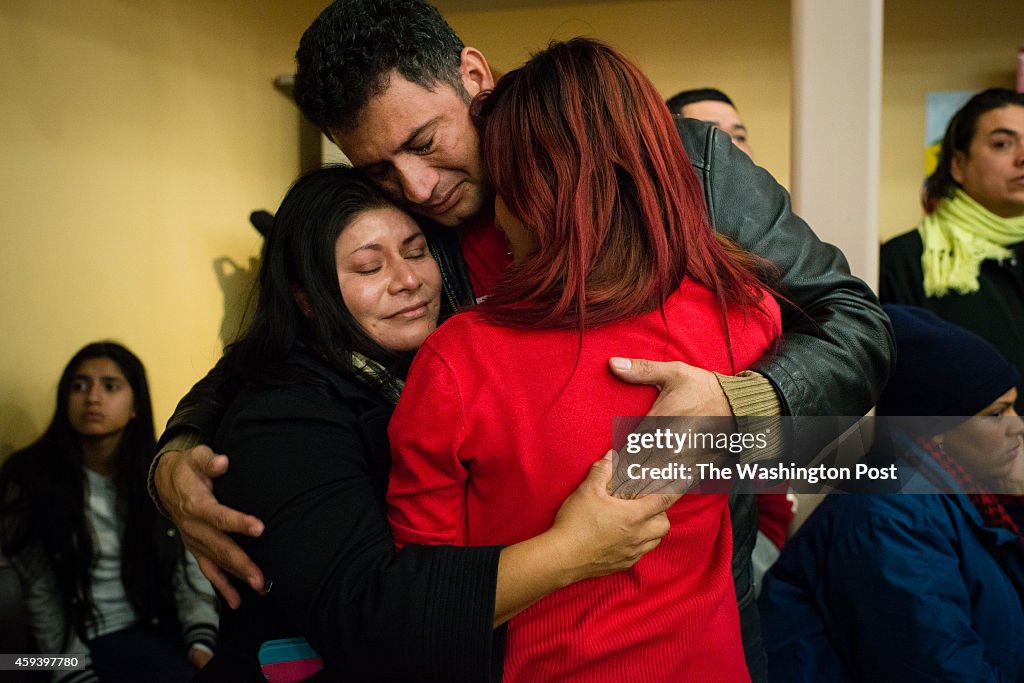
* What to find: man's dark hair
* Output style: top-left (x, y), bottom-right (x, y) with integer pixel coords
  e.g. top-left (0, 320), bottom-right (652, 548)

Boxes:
top-left (665, 88), bottom-right (736, 117)
top-left (923, 87), bottom-right (1024, 212)
top-left (293, 0), bottom-right (467, 134)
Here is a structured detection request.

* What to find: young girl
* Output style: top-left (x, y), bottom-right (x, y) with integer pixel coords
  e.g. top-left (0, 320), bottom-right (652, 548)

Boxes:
top-left (1, 342), bottom-right (217, 683)
top-left (387, 38), bottom-right (781, 682)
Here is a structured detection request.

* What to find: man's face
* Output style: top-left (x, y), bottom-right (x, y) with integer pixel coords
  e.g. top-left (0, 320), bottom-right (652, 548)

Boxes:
top-left (331, 56), bottom-right (494, 228)
top-left (951, 105), bottom-right (1024, 218)
top-left (681, 100), bottom-right (753, 159)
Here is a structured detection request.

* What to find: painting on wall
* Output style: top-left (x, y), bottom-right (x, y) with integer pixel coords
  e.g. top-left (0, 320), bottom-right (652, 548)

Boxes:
top-left (924, 90), bottom-right (974, 177)
top-left (925, 46), bottom-right (1022, 176)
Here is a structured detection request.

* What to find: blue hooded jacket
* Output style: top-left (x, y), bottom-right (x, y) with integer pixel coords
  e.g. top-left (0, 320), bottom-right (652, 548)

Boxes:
top-left (761, 435), bottom-right (1024, 682)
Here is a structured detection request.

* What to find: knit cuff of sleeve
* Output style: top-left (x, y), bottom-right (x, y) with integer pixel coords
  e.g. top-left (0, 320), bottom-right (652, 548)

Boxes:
top-left (715, 370), bottom-right (784, 464)
top-left (714, 370), bottom-right (782, 417)
top-left (183, 622), bottom-right (218, 653)
top-left (147, 430), bottom-right (203, 519)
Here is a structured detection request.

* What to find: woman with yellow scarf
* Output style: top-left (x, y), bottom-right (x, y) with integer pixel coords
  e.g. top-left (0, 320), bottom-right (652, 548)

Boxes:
top-left (881, 88), bottom-right (1024, 411)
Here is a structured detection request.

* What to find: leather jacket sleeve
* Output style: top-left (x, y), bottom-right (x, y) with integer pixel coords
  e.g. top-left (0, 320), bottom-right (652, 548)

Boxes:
top-left (157, 355), bottom-right (229, 450)
top-left (677, 118), bottom-right (894, 417)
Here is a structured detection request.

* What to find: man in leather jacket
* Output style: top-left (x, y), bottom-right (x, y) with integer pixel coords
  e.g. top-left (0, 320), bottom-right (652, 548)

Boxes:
top-left (152, 1), bottom-right (893, 680)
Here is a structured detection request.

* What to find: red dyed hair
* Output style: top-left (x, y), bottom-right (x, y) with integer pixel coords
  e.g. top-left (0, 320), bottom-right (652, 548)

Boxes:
top-left (475, 38), bottom-right (773, 336)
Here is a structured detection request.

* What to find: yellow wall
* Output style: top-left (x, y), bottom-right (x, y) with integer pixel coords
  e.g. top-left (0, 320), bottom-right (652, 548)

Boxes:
top-left (0, 0), bottom-right (325, 457)
top-left (448, 0), bottom-right (1024, 244)
top-left (880, 0), bottom-right (1024, 241)
top-left (2, 0), bottom-right (1021, 456)
top-left (446, 0), bottom-right (794, 186)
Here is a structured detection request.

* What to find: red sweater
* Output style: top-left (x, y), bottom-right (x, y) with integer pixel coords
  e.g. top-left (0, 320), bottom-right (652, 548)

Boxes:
top-left (388, 278), bottom-right (780, 682)
top-left (757, 491), bottom-right (795, 550)
top-left (458, 214), bottom-right (511, 296)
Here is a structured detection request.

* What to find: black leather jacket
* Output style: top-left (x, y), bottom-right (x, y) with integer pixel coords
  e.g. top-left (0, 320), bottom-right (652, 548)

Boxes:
top-left (160, 118), bottom-right (892, 445)
top-left (680, 119), bottom-right (893, 417)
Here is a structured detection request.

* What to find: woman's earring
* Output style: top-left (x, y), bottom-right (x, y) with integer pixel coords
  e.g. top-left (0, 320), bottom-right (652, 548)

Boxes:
top-left (292, 284), bottom-right (314, 319)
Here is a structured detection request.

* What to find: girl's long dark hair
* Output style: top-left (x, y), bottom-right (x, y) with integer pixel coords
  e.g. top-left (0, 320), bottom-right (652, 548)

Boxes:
top-left (0, 342), bottom-right (184, 647)
top-left (223, 166), bottom-right (408, 389)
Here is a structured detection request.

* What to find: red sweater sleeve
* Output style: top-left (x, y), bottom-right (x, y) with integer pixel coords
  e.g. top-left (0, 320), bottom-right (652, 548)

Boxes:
top-left (387, 344), bottom-right (470, 547)
top-left (756, 492), bottom-right (794, 550)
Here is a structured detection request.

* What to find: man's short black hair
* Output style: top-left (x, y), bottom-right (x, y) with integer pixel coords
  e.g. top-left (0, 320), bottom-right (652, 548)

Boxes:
top-left (665, 88), bottom-right (736, 117)
top-left (293, 0), bottom-right (466, 134)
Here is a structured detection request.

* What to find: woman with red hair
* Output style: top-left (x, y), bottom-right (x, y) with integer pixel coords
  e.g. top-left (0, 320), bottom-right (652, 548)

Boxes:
top-left (387, 38), bottom-right (781, 682)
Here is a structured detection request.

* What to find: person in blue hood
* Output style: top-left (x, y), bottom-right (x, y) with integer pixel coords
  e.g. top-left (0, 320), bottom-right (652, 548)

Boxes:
top-left (760, 304), bottom-right (1024, 682)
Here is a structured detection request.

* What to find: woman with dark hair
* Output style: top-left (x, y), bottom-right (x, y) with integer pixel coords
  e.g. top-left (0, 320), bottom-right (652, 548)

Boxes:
top-left (880, 88), bottom-right (1024, 411)
top-left (0, 342), bottom-right (217, 683)
top-left (922, 88), bottom-right (1024, 214)
top-left (386, 38), bottom-right (781, 682)
top-left (199, 165), bottom-right (674, 681)
top-left (760, 305), bottom-right (1024, 681)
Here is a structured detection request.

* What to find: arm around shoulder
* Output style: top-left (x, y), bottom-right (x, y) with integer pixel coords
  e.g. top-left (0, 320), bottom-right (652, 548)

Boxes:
top-left (157, 355), bottom-right (232, 451)
top-left (683, 120), bottom-right (894, 417)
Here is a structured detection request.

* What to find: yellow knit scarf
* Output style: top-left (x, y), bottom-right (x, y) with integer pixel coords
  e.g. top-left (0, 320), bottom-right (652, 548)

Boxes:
top-left (918, 188), bottom-right (1024, 297)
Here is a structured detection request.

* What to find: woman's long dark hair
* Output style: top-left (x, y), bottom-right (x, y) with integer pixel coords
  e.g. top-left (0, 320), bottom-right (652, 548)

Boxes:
top-left (224, 166), bottom-right (409, 389)
top-left (0, 342), bottom-right (184, 646)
